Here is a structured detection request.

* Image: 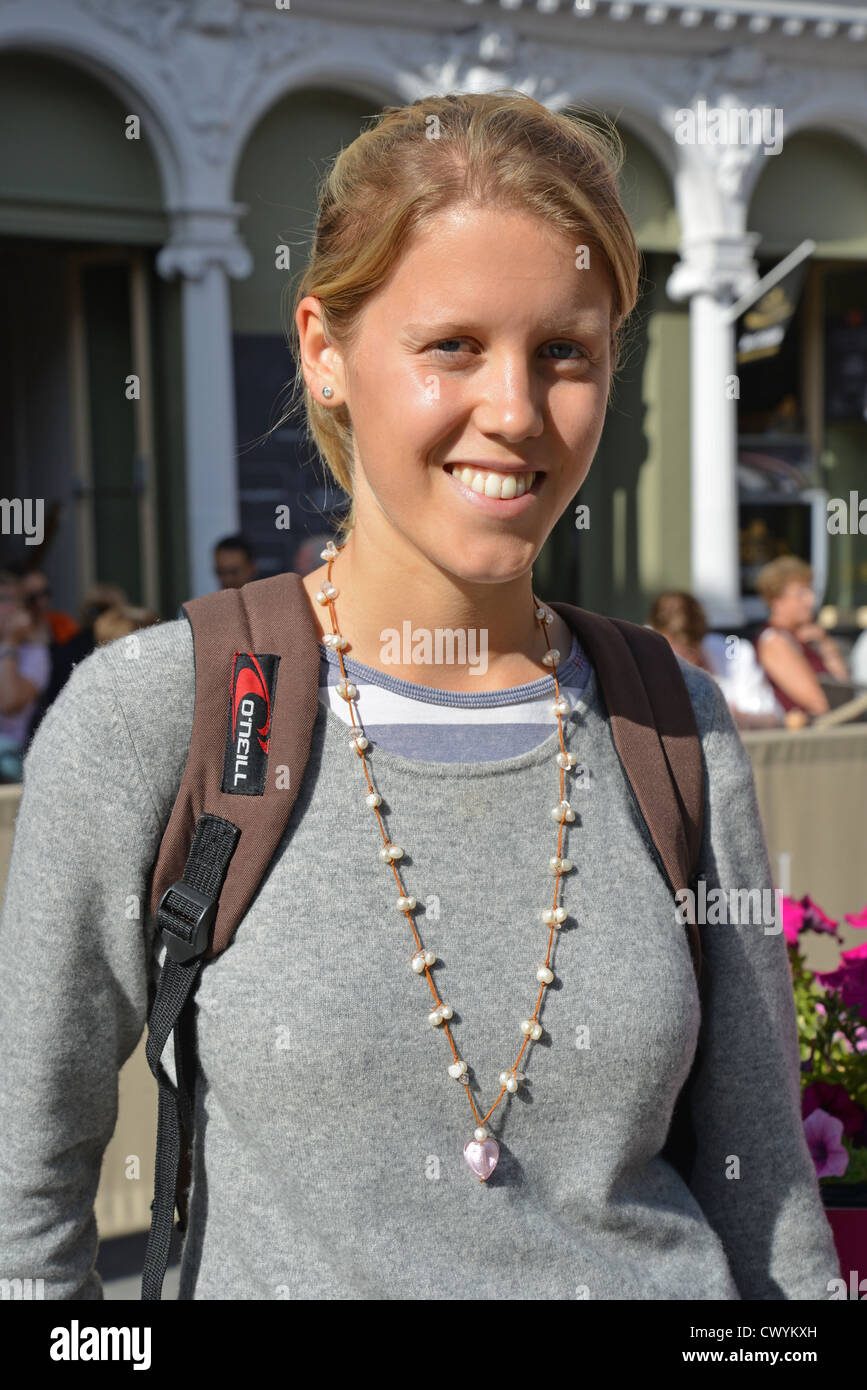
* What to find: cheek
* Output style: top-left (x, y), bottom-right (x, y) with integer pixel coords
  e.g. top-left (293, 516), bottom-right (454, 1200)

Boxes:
top-left (554, 381), bottom-right (609, 452)
top-left (351, 362), bottom-right (464, 454)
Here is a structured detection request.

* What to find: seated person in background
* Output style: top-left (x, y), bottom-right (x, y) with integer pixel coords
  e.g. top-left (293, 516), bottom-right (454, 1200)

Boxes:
top-left (755, 557), bottom-right (849, 721)
top-left (648, 591), bottom-right (786, 730)
top-left (0, 568), bottom-right (51, 782)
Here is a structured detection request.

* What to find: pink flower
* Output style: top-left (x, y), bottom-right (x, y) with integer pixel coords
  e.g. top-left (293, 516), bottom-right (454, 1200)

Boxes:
top-left (816, 941), bottom-right (867, 1017)
top-left (801, 895), bottom-right (839, 935)
top-left (781, 894), bottom-right (839, 945)
top-left (781, 895), bottom-right (805, 946)
top-left (840, 1023), bottom-right (867, 1055)
top-left (803, 1082), bottom-right (865, 1137)
top-left (803, 1109), bottom-right (850, 1179)
top-left (844, 903), bottom-right (867, 930)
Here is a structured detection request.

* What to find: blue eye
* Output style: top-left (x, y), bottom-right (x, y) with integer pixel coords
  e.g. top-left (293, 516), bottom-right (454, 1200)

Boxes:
top-left (430, 340), bottom-right (467, 356)
top-left (429, 339), bottom-right (589, 361)
top-left (543, 342), bottom-right (588, 361)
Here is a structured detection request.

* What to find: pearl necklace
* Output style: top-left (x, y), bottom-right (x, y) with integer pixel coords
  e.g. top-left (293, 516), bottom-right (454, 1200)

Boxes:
top-left (314, 539), bottom-right (577, 1182)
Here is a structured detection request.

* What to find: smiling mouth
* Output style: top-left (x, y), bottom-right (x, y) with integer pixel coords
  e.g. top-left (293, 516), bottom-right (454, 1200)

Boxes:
top-left (443, 463), bottom-right (541, 500)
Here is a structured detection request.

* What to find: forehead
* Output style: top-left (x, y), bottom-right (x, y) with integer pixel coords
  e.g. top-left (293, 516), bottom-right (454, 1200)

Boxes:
top-left (376, 203), bottom-right (613, 324)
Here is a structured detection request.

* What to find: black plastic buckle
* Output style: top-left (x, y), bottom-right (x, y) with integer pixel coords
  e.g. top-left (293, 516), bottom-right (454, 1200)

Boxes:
top-left (157, 880), bottom-right (218, 963)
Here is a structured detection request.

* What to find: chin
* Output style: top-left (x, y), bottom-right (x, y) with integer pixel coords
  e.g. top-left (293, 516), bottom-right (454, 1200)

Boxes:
top-left (432, 541), bottom-right (541, 586)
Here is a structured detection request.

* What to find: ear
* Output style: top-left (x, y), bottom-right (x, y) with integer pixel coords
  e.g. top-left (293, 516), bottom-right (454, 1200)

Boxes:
top-left (296, 295), bottom-right (345, 404)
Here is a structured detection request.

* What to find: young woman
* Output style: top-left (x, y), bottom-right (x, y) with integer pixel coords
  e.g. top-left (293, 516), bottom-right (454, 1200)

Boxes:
top-left (0, 92), bottom-right (840, 1300)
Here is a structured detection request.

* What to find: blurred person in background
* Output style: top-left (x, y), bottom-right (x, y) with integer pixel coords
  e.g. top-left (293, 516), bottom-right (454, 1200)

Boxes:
top-left (213, 533), bottom-right (258, 589)
top-left (648, 591), bottom-right (786, 731)
top-left (92, 603), bottom-right (160, 645)
top-left (13, 563), bottom-right (80, 646)
top-left (25, 583), bottom-right (127, 746)
top-left (755, 557), bottom-right (850, 720)
top-left (0, 568), bottom-right (51, 782)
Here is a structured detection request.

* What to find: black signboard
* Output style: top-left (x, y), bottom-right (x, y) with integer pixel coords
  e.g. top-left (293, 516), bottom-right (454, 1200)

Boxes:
top-left (825, 312), bottom-right (867, 422)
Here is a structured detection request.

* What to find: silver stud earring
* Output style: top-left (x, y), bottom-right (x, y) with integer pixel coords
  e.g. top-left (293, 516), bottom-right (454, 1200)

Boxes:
top-left (322, 385), bottom-right (334, 399)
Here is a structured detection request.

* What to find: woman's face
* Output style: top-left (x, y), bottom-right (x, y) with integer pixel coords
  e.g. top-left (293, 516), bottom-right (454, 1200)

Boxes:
top-left (301, 203), bottom-right (614, 584)
top-left (774, 579), bottom-right (816, 629)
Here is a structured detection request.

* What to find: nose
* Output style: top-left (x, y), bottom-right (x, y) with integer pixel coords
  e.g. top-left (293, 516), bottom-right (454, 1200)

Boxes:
top-left (471, 353), bottom-right (545, 443)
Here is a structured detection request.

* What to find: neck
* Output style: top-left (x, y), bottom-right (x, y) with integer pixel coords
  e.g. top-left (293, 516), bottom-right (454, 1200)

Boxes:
top-left (300, 531), bottom-right (572, 693)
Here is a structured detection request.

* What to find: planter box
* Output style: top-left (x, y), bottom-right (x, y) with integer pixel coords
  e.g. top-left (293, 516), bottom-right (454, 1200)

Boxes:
top-left (823, 1184), bottom-right (867, 1294)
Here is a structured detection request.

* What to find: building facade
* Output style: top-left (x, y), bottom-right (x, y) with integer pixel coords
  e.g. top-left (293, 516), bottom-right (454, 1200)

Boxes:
top-left (1, 0), bottom-right (866, 627)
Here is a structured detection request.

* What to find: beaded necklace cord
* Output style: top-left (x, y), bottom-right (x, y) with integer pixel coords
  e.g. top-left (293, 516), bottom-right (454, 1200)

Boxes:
top-left (315, 538), bottom-right (578, 1182)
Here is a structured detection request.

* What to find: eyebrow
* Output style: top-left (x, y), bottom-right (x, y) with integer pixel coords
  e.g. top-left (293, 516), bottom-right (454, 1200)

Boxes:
top-left (402, 317), bottom-right (609, 338)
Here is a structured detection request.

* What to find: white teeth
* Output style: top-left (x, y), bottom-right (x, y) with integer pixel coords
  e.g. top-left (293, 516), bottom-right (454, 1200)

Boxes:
top-left (448, 465), bottom-right (537, 500)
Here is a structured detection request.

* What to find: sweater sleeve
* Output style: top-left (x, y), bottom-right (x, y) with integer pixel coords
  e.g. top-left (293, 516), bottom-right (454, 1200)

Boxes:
top-left (681, 665), bottom-right (842, 1299)
top-left (0, 644), bottom-right (168, 1300)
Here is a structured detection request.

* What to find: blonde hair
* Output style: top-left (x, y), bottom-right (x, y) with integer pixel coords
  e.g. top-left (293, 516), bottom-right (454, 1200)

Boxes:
top-left (79, 582), bottom-right (127, 627)
top-left (281, 90), bottom-right (641, 544)
top-left (756, 556), bottom-right (814, 604)
top-left (93, 604), bottom-right (160, 646)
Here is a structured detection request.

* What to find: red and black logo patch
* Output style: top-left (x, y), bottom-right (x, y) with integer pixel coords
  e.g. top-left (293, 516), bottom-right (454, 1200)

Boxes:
top-left (221, 652), bottom-right (280, 795)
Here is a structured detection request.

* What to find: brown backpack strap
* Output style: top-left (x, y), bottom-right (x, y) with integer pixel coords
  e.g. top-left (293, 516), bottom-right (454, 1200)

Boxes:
top-left (144, 570), bottom-right (321, 1298)
top-left (149, 570), bottom-right (321, 962)
top-left (547, 602), bottom-right (704, 979)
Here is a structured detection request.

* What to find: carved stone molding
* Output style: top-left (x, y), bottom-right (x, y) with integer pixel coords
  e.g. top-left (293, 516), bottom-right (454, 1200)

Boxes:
top-left (75, 0), bottom-right (331, 166)
top-left (666, 231), bottom-right (762, 302)
top-left (4, 0), bottom-right (865, 227)
top-left (156, 207), bottom-right (253, 281)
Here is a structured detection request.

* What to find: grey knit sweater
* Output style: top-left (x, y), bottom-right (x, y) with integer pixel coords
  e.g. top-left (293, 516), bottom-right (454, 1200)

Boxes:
top-left (0, 614), bottom-right (841, 1299)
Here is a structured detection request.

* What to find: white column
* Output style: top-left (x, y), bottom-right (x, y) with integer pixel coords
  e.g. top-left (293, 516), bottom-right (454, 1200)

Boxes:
top-left (668, 233), bottom-right (761, 629)
top-left (157, 210), bottom-right (252, 599)
top-left (689, 292), bottom-right (742, 629)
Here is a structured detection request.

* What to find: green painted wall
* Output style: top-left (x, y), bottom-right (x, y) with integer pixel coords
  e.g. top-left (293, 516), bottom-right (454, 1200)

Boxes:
top-left (231, 88), bottom-right (375, 334)
top-left (614, 126), bottom-right (682, 254)
top-left (0, 53), bottom-right (167, 243)
top-left (750, 132), bottom-right (867, 261)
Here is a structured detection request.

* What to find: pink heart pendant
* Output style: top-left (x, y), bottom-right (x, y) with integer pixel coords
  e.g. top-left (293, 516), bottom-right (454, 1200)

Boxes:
top-left (463, 1136), bottom-right (500, 1182)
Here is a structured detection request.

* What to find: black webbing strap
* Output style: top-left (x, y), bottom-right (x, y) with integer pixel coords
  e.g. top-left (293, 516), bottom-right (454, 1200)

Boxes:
top-left (141, 814), bottom-right (240, 1300)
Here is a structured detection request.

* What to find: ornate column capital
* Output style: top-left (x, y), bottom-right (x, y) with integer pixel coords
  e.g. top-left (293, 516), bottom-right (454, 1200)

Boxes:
top-left (156, 205), bottom-right (252, 281)
top-left (666, 231), bottom-right (761, 304)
